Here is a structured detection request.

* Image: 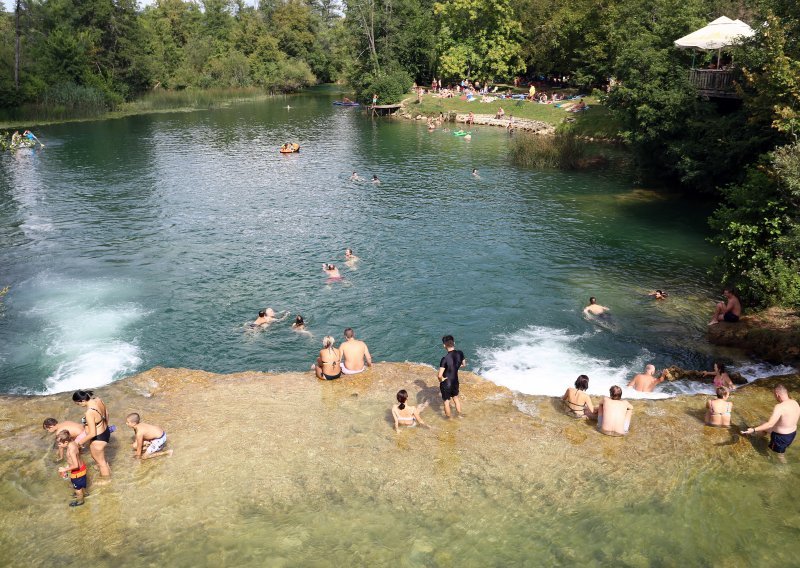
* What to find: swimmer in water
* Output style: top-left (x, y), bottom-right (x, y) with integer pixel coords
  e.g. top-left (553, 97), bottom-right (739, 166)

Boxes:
top-left (292, 314), bottom-right (312, 335)
top-left (648, 289), bottom-right (668, 300)
top-left (583, 297), bottom-right (609, 317)
top-left (349, 171), bottom-right (361, 182)
top-left (323, 263), bottom-right (342, 279)
top-left (472, 168), bottom-right (480, 178)
top-left (252, 308), bottom-right (288, 328)
top-left (345, 248), bottom-right (360, 267)
top-left (392, 389), bottom-right (430, 432)
top-left (372, 175), bottom-right (380, 184)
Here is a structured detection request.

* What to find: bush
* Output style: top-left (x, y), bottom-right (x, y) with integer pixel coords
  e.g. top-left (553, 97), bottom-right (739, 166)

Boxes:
top-left (709, 142), bottom-right (800, 309)
top-left (263, 59), bottom-right (316, 93)
top-left (355, 68), bottom-right (412, 105)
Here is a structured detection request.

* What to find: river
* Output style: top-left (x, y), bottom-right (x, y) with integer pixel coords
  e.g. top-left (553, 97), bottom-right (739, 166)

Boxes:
top-left (0, 90), bottom-right (787, 396)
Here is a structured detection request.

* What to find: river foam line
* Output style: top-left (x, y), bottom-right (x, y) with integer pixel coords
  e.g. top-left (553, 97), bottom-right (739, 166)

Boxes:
top-left (475, 325), bottom-right (796, 399)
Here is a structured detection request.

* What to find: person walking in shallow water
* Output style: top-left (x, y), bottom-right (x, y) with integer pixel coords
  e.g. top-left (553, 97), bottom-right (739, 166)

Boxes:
top-left (438, 335), bottom-right (465, 418)
top-left (73, 390), bottom-right (112, 477)
top-left (742, 384), bottom-right (800, 457)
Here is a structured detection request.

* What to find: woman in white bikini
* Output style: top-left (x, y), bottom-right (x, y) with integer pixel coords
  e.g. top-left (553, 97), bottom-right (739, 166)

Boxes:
top-left (705, 387), bottom-right (733, 427)
top-left (391, 390), bottom-right (429, 433)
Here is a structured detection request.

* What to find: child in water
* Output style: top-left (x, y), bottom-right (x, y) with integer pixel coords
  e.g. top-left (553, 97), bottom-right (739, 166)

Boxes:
top-left (126, 413), bottom-right (170, 459)
top-left (56, 430), bottom-right (87, 507)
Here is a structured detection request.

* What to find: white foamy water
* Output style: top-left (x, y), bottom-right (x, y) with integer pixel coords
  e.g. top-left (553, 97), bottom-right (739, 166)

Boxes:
top-left (477, 326), bottom-right (797, 400)
top-left (476, 326), bottom-right (667, 398)
top-left (14, 276), bottom-right (145, 394)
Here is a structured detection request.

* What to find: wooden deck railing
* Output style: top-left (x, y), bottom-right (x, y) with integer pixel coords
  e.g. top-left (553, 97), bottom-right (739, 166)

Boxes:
top-left (688, 69), bottom-right (740, 99)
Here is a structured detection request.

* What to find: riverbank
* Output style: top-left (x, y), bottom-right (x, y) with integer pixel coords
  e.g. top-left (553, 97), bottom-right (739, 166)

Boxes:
top-left (400, 94), bottom-right (623, 139)
top-left (708, 308), bottom-right (800, 364)
top-left (4, 363), bottom-right (800, 565)
top-left (0, 88), bottom-right (275, 130)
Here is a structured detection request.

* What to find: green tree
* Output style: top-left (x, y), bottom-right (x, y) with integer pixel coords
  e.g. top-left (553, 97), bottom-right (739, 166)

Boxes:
top-left (433, 0), bottom-right (524, 82)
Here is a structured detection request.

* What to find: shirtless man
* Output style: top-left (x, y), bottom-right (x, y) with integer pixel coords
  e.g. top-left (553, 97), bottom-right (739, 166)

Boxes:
top-left (627, 364), bottom-right (667, 393)
top-left (345, 248), bottom-right (359, 266)
top-left (339, 327), bottom-right (372, 375)
top-left (583, 297), bottom-right (609, 317)
top-left (596, 386), bottom-right (633, 436)
top-left (742, 385), bottom-right (800, 456)
top-left (252, 308), bottom-right (286, 328)
top-left (709, 288), bottom-right (742, 325)
top-left (349, 171), bottom-right (361, 182)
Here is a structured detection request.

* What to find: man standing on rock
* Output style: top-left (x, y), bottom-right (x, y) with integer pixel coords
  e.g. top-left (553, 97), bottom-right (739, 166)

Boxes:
top-left (438, 335), bottom-right (466, 418)
top-left (709, 288), bottom-right (742, 325)
top-left (742, 384), bottom-right (800, 457)
top-left (627, 364), bottom-right (667, 393)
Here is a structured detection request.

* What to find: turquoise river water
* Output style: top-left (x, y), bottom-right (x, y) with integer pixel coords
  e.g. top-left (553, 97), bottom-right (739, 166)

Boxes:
top-left (0, 90), bottom-right (789, 396)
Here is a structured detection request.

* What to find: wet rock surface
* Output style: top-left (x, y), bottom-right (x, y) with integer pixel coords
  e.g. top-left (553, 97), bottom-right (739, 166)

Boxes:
top-left (707, 308), bottom-right (800, 364)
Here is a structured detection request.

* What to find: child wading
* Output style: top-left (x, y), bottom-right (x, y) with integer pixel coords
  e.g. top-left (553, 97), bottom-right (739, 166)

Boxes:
top-left (56, 430), bottom-right (87, 507)
top-left (126, 413), bottom-right (171, 459)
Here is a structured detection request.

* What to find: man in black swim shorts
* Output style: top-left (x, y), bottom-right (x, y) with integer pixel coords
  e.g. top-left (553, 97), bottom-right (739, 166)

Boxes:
top-left (742, 385), bottom-right (800, 457)
top-left (438, 335), bottom-right (466, 418)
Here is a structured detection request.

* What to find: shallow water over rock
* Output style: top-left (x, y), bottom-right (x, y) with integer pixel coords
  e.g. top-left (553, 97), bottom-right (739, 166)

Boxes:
top-left (3, 364), bottom-right (800, 565)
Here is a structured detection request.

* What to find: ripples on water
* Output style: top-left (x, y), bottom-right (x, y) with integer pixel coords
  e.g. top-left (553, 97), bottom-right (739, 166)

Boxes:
top-left (0, 91), bottom-right (792, 393)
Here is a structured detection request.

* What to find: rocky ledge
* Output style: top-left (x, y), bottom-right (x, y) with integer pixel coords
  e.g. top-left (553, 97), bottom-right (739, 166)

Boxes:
top-left (707, 307), bottom-right (800, 364)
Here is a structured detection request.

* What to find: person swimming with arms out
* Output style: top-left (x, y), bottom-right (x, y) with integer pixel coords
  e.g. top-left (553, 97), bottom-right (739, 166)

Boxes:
top-left (251, 308), bottom-right (289, 328)
top-left (323, 263), bottom-right (342, 280)
top-left (391, 390), bottom-right (430, 433)
top-left (648, 289), bottom-right (668, 300)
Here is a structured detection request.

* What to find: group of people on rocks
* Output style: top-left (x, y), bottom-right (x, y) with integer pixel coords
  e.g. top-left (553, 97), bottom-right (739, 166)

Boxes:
top-left (561, 373), bottom-right (800, 457)
top-left (42, 390), bottom-right (169, 507)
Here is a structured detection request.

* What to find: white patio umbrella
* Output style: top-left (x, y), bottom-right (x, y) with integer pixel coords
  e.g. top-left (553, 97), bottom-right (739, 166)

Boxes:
top-left (675, 16), bottom-right (755, 67)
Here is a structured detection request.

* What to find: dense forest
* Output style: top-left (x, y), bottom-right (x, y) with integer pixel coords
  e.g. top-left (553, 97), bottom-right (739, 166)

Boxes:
top-left (1, 0), bottom-right (798, 307)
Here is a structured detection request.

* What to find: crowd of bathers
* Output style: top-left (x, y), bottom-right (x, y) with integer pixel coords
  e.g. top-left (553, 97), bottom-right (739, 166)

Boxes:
top-left (40, 276), bottom-right (794, 509)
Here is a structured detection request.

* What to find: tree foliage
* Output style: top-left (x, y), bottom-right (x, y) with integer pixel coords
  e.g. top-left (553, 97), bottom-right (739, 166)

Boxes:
top-left (433, 0), bottom-right (524, 82)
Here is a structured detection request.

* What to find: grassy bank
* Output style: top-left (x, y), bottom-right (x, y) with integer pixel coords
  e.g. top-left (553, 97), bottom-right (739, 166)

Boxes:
top-left (0, 87), bottom-right (271, 130)
top-left (407, 94), bottom-right (622, 139)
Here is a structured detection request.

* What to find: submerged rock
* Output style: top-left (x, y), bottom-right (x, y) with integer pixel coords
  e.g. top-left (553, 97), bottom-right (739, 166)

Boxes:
top-left (662, 365), bottom-right (747, 385)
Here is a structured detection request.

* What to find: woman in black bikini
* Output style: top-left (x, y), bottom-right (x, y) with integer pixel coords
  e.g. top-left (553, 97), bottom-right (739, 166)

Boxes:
top-left (73, 390), bottom-right (112, 477)
top-left (314, 336), bottom-right (341, 380)
top-left (562, 375), bottom-right (596, 419)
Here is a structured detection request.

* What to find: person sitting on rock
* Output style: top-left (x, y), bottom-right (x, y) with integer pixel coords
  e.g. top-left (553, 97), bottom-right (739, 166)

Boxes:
top-left (705, 387), bottom-right (732, 427)
top-left (709, 288), bottom-right (741, 325)
top-left (627, 364), bottom-right (667, 392)
top-left (701, 362), bottom-right (737, 391)
top-left (597, 386), bottom-right (633, 436)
